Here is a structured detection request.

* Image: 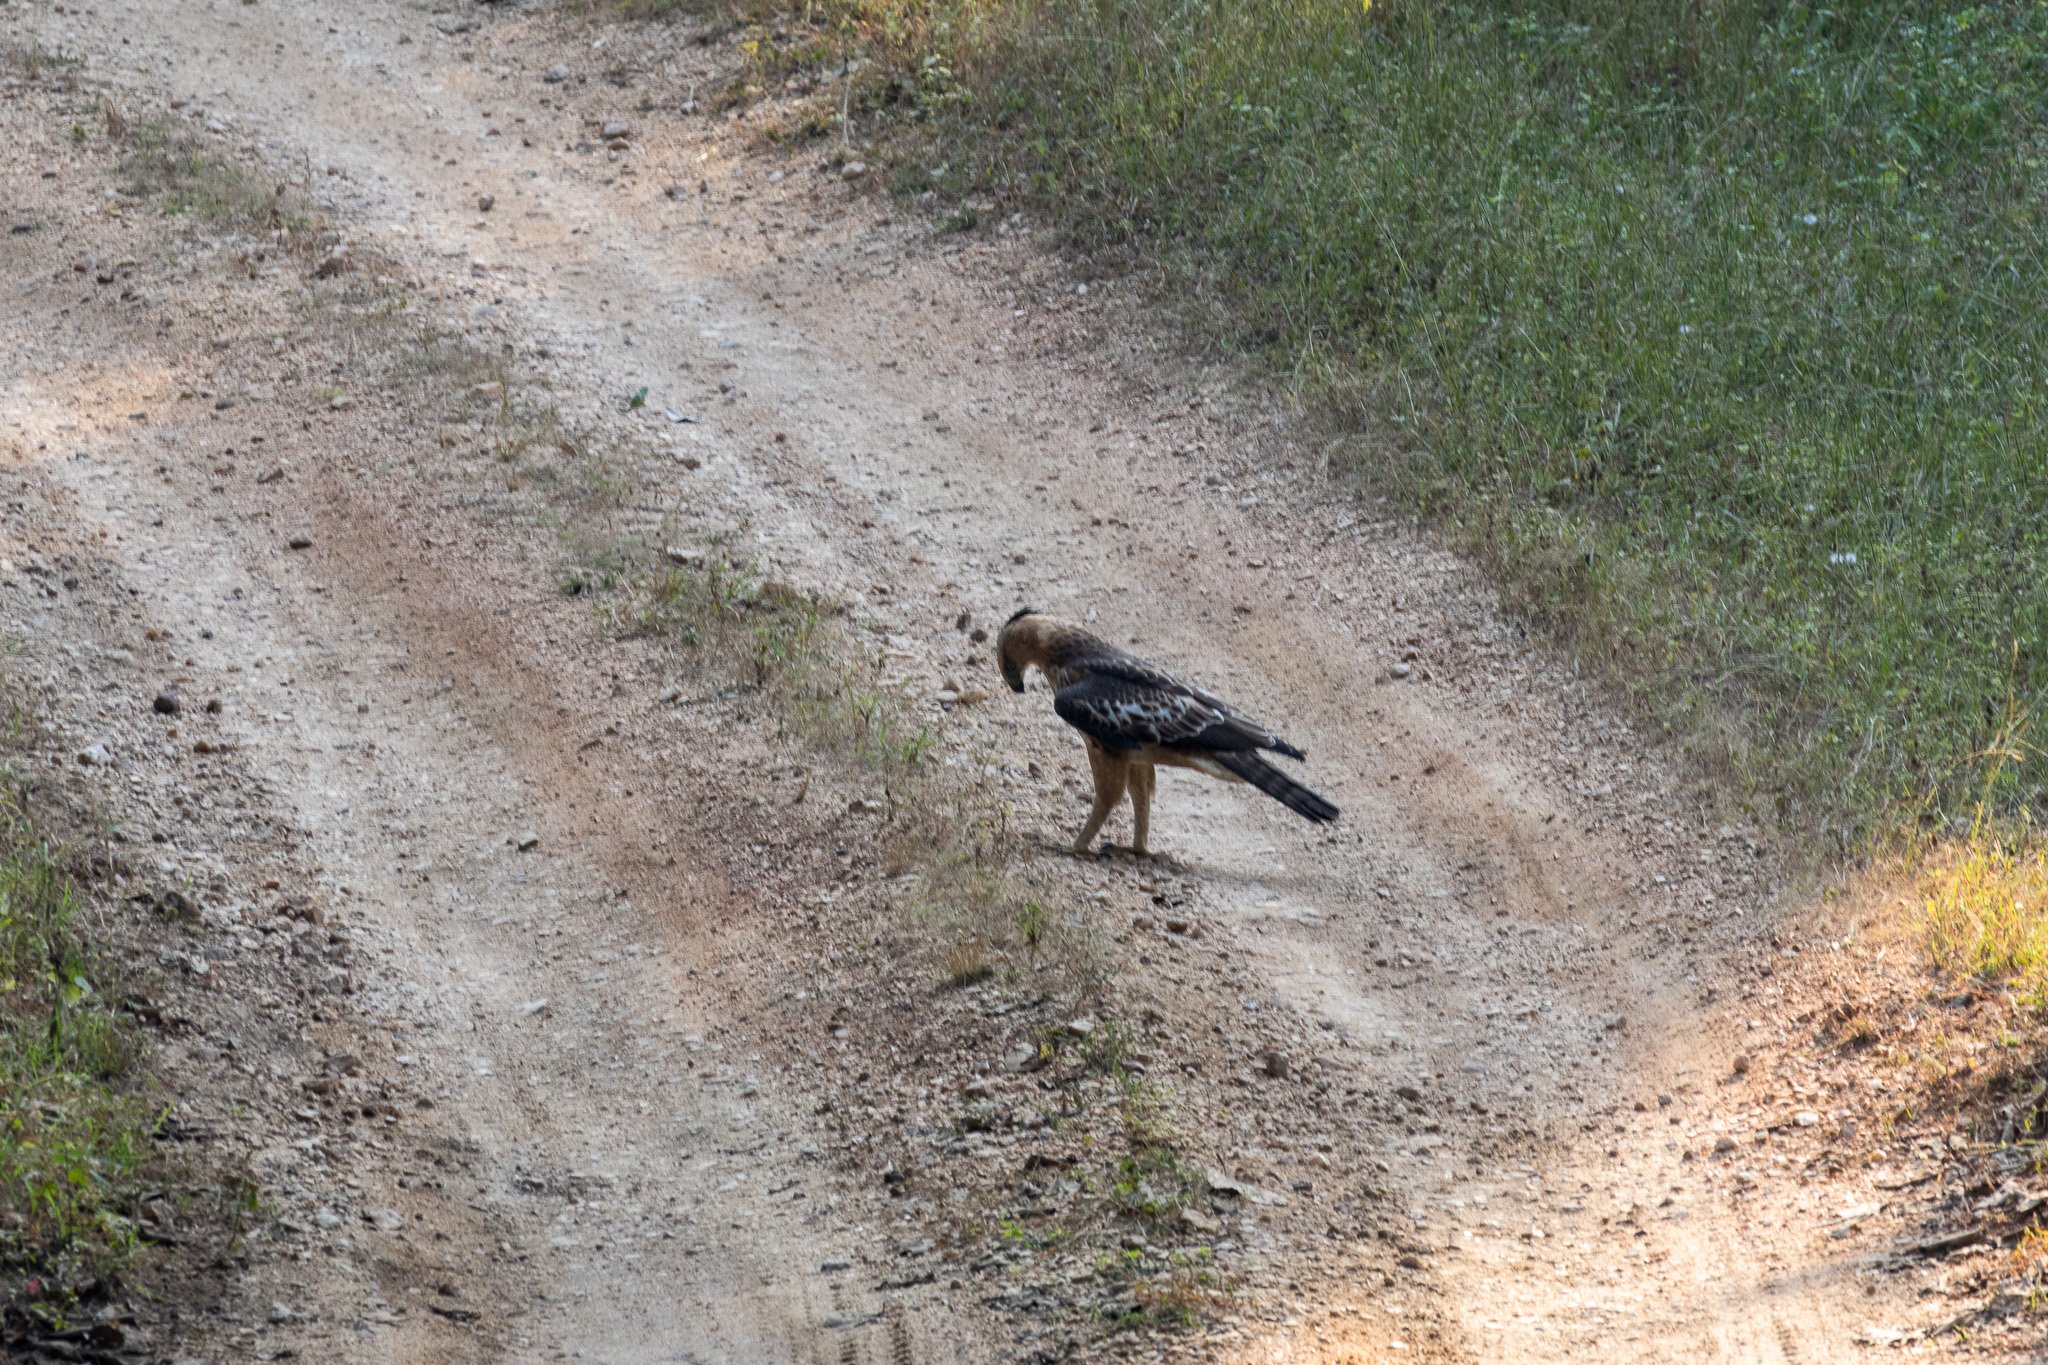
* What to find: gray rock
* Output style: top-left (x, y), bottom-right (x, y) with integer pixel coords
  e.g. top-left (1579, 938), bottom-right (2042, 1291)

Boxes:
top-left (1203, 1168), bottom-right (1242, 1196)
top-left (543, 64), bottom-right (569, 83)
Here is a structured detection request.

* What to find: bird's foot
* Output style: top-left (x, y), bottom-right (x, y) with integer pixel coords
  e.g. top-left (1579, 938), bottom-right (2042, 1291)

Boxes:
top-left (1094, 842), bottom-right (1155, 862)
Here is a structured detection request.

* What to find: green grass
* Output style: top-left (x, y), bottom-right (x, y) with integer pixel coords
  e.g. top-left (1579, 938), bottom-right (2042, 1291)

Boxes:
top-left (0, 788), bottom-right (153, 1285)
top-left (779, 0), bottom-right (2048, 846)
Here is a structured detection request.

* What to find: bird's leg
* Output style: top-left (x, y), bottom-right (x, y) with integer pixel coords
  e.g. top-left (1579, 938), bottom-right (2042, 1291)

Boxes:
top-left (1128, 762), bottom-right (1156, 857)
top-left (1074, 744), bottom-right (1129, 855)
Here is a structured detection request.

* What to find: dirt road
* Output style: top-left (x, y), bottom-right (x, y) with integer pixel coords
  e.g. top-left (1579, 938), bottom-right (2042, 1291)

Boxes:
top-left (0, 0), bottom-right (1969, 1359)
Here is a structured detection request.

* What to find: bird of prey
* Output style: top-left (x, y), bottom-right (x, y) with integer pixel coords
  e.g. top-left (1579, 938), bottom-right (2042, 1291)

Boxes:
top-left (996, 609), bottom-right (1338, 856)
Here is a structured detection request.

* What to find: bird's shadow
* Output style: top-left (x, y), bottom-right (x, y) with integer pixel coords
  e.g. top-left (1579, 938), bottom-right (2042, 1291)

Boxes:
top-left (1020, 830), bottom-right (1340, 899)
top-left (1022, 833), bottom-right (1181, 872)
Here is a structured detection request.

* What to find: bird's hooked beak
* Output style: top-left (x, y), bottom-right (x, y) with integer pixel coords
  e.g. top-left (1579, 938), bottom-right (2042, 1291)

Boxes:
top-left (998, 649), bottom-right (1027, 693)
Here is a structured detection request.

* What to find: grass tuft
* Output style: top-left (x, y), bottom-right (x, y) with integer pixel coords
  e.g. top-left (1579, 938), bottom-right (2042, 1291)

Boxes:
top-left (616, 554), bottom-right (944, 769)
top-left (1921, 832), bottom-right (2048, 1007)
top-left (611, 548), bottom-right (1113, 991)
top-left (3, 40), bottom-right (83, 87)
top-left (120, 121), bottom-right (319, 237)
top-left (1918, 708), bottom-right (2048, 1004)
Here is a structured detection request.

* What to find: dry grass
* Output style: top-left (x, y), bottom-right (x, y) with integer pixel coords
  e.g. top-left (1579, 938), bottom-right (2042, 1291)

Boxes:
top-left (1916, 710), bottom-right (2048, 1006)
top-left (3, 39), bottom-right (83, 87)
top-left (1921, 831), bottom-right (2048, 1007)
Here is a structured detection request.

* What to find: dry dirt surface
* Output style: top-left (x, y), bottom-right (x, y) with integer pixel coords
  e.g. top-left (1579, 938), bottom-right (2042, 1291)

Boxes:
top-left (2, 1), bottom-right (2038, 1361)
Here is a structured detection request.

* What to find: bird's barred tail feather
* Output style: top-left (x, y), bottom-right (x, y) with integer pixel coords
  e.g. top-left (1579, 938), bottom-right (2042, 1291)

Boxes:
top-left (1215, 751), bottom-right (1339, 824)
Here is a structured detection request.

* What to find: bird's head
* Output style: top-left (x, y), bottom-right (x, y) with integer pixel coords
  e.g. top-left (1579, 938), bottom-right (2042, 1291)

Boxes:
top-left (996, 607), bottom-right (1040, 692)
top-left (998, 609), bottom-right (1099, 693)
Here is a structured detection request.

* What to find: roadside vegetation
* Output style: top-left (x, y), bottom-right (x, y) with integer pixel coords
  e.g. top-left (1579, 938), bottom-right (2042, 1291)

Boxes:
top-left (0, 705), bottom-right (156, 1303)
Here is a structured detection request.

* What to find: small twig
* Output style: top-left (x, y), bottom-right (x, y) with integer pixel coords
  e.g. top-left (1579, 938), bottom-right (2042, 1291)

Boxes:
top-left (1894, 1225), bottom-right (1985, 1259)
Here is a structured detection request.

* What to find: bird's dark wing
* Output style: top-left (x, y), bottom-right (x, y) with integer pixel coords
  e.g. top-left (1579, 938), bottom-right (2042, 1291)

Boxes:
top-left (1068, 653), bottom-right (1301, 758)
top-left (1054, 671), bottom-right (1264, 754)
top-left (1069, 651), bottom-right (1197, 694)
